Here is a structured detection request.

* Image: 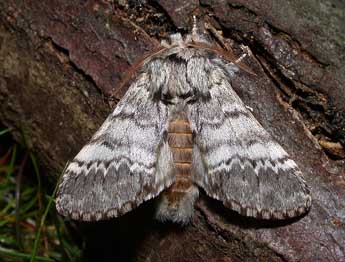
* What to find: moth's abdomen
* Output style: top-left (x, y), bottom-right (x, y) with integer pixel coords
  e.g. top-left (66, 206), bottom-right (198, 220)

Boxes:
top-left (167, 113), bottom-right (193, 196)
top-left (155, 112), bottom-right (199, 224)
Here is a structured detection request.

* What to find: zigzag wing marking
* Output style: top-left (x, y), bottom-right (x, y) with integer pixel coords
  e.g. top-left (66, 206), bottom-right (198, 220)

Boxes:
top-left (56, 73), bottom-right (175, 221)
top-left (189, 68), bottom-right (311, 219)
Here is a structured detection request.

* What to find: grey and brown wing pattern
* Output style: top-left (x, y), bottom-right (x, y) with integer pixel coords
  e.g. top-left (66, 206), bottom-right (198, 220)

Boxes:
top-left (56, 73), bottom-right (175, 221)
top-left (188, 68), bottom-right (311, 220)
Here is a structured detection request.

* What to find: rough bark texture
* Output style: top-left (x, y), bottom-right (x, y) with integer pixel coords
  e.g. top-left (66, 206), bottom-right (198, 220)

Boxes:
top-left (0, 0), bottom-right (344, 261)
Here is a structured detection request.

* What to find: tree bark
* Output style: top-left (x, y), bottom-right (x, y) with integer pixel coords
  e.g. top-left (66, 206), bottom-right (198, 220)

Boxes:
top-left (0, 0), bottom-right (344, 261)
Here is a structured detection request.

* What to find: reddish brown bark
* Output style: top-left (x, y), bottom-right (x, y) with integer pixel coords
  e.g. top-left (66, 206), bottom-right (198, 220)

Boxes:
top-left (0, 1), bottom-right (344, 261)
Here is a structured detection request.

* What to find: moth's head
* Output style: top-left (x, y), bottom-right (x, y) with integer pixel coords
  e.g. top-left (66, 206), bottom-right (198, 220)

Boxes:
top-left (161, 16), bottom-right (212, 49)
top-left (114, 17), bottom-right (253, 99)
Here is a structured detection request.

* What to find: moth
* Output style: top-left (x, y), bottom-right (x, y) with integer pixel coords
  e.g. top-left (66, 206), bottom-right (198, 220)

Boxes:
top-left (56, 20), bottom-right (311, 224)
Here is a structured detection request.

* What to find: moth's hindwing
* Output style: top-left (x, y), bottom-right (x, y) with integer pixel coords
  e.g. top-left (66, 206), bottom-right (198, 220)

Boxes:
top-left (56, 74), bottom-right (175, 221)
top-left (188, 65), bottom-right (311, 220)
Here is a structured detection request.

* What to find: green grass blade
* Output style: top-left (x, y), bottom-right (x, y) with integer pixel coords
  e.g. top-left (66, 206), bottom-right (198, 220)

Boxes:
top-left (0, 128), bottom-right (10, 136)
top-left (6, 145), bottom-right (17, 180)
top-left (30, 164), bottom-right (66, 262)
top-left (0, 246), bottom-right (54, 262)
top-left (30, 153), bottom-right (42, 209)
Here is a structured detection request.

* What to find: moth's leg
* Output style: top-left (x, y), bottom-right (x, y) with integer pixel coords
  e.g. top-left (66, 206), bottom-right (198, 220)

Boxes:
top-left (204, 21), bottom-right (235, 51)
top-left (235, 45), bottom-right (250, 63)
top-left (204, 21), bottom-right (255, 75)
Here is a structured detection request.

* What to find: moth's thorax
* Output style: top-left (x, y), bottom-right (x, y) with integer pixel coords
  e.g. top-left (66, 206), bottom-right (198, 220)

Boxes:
top-left (165, 112), bottom-right (194, 204)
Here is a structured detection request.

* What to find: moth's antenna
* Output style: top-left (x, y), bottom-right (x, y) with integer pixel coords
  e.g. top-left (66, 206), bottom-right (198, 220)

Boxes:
top-left (191, 15), bottom-right (208, 43)
top-left (192, 15), bottom-right (198, 37)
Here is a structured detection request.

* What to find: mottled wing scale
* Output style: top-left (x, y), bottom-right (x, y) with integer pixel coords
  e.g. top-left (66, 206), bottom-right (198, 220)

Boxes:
top-left (188, 64), bottom-right (311, 219)
top-left (56, 73), bottom-right (175, 221)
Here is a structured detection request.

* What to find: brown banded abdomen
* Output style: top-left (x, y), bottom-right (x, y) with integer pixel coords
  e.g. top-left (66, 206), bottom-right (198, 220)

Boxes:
top-left (164, 112), bottom-right (194, 206)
